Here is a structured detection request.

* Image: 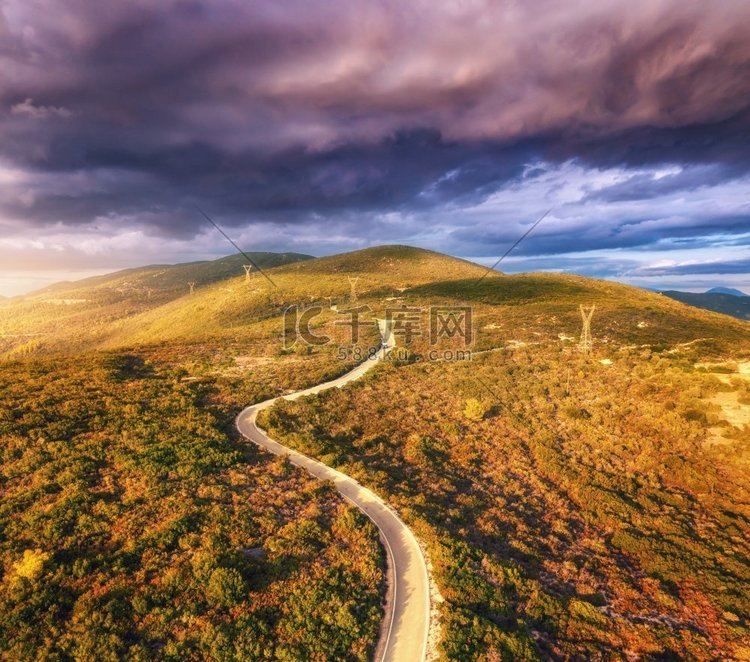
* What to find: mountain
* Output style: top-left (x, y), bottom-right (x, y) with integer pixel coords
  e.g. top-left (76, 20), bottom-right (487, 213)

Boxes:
top-left (62, 246), bottom-right (750, 353)
top-left (706, 286), bottom-right (747, 296)
top-left (663, 289), bottom-right (750, 321)
top-left (87, 245), bottom-right (494, 348)
top-left (3, 244), bottom-right (750, 358)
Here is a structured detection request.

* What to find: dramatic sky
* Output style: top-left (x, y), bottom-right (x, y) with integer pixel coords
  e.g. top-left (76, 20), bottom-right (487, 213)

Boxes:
top-left (1, 0), bottom-right (749, 296)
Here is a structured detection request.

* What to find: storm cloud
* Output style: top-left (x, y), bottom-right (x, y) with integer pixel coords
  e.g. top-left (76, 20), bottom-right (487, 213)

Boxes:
top-left (0, 0), bottom-right (749, 293)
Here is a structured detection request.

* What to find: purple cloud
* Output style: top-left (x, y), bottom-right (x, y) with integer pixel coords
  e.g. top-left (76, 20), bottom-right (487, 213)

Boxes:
top-left (0, 0), bottom-right (749, 295)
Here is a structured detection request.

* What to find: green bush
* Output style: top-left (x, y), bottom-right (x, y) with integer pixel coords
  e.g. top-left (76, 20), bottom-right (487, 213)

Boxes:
top-left (206, 567), bottom-right (246, 608)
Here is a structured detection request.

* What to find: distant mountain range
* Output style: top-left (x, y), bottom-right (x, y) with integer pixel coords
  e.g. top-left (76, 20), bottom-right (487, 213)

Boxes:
top-left (663, 288), bottom-right (750, 321)
top-left (706, 286), bottom-right (747, 297)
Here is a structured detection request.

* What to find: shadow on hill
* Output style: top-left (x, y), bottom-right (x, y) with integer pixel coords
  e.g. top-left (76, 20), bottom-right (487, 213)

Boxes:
top-left (99, 352), bottom-right (153, 381)
top-left (406, 275), bottom-right (592, 305)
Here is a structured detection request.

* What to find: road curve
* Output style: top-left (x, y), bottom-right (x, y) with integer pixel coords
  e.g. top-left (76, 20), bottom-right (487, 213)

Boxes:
top-left (235, 336), bottom-right (430, 662)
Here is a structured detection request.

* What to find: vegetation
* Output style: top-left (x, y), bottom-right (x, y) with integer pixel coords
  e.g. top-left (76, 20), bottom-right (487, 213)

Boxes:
top-left (260, 343), bottom-right (750, 659)
top-left (4, 245), bottom-right (750, 659)
top-left (0, 353), bottom-right (382, 660)
top-left (463, 398), bottom-right (487, 421)
top-left (4, 245), bottom-right (748, 360)
top-left (0, 252), bottom-right (312, 357)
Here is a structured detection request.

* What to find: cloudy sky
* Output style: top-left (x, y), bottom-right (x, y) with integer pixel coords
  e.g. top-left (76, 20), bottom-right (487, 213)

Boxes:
top-left (1, 0), bottom-right (749, 296)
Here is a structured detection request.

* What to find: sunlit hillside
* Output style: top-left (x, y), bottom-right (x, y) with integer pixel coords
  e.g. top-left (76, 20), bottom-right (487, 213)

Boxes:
top-left (2, 245), bottom-right (750, 659)
top-left (3, 245), bottom-right (749, 360)
top-left (0, 252), bottom-right (311, 357)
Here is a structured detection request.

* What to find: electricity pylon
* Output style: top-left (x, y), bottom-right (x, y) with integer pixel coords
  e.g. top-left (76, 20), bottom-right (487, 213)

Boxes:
top-left (188, 281), bottom-right (196, 295)
top-left (579, 304), bottom-right (595, 354)
top-left (347, 276), bottom-right (359, 303)
top-left (243, 264), bottom-right (253, 282)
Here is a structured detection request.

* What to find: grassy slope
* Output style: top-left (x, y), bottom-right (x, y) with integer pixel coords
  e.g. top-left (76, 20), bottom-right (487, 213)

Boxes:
top-left (5, 245), bottom-right (749, 359)
top-left (246, 262), bottom-right (750, 659)
top-left (261, 347), bottom-right (750, 659)
top-left (0, 252), bottom-right (312, 357)
top-left (412, 273), bottom-right (750, 356)
top-left (0, 245), bottom-right (490, 355)
top-left (24, 252), bottom-right (314, 299)
top-left (111, 255), bottom-right (750, 357)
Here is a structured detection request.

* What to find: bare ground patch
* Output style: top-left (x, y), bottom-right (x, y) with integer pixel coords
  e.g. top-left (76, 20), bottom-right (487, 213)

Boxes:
top-left (699, 361), bottom-right (750, 445)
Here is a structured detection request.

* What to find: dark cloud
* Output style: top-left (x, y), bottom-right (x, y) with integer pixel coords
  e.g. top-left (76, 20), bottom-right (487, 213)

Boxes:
top-left (447, 202), bottom-right (750, 258)
top-left (0, 0), bottom-right (749, 250)
top-left (585, 165), bottom-right (737, 203)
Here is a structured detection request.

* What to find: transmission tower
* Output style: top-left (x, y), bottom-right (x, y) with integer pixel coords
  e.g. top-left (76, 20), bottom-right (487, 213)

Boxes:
top-left (578, 304), bottom-right (595, 354)
top-left (347, 276), bottom-right (359, 303)
top-left (243, 264), bottom-right (253, 282)
top-left (188, 281), bottom-right (196, 295)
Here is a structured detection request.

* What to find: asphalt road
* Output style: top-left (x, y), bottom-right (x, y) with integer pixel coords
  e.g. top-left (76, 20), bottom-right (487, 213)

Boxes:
top-left (235, 331), bottom-right (430, 662)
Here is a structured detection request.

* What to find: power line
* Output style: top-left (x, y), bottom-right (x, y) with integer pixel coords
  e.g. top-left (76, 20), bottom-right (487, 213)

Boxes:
top-left (195, 206), bottom-right (278, 289)
top-left (475, 208), bottom-right (552, 285)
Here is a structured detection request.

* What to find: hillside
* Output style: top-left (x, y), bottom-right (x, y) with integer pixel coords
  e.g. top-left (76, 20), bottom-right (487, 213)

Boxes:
top-left (0, 353), bottom-right (383, 659)
top-left (0, 246), bottom-right (488, 355)
top-left (0, 252), bottom-right (312, 357)
top-left (261, 342), bottom-right (750, 659)
top-left (4, 245), bottom-right (750, 360)
top-left (2, 244), bottom-right (750, 659)
top-left (664, 289), bottom-right (750, 321)
top-left (109, 254), bottom-right (750, 360)
top-left (24, 252), bottom-right (313, 300)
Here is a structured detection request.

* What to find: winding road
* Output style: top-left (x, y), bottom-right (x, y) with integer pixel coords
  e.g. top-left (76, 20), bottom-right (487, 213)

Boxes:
top-left (235, 325), bottom-right (430, 662)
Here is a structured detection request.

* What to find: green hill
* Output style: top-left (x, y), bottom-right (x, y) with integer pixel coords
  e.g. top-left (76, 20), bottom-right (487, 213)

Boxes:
top-left (409, 273), bottom-right (750, 355)
top-left (97, 246), bottom-right (489, 346)
top-left (24, 252), bottom-right (313, 301)
top-left (3, 245), bottom-right (750, 359)
top-left (0, 252), bottom-right (312, 356)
